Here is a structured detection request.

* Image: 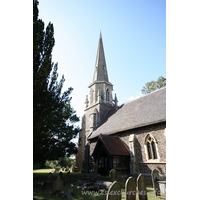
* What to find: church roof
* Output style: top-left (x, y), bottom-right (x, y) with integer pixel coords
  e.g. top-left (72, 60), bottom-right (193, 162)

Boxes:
top-left (93, 31), bottom-right (109, 83)
top-left (88, 86), bottom-right (166, 140)
top-left (92, 134), bottom-right (130, 157)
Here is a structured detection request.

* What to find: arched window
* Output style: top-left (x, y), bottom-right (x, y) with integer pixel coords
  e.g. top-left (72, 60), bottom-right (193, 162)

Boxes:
top-left (106, 89), bottom-right (109, 101)
top-left (145, 134), bottom-right (158, 160)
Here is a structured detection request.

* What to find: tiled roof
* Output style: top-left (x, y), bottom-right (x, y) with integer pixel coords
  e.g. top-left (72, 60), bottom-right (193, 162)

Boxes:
top-left (88, 87), bottom-right (166, 139)
top-left (92, 134), bottom-right (130, 157)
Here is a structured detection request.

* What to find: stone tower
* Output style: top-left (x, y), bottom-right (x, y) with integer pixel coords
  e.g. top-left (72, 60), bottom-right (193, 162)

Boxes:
top-left (75, 32), bottom-right (118, 173)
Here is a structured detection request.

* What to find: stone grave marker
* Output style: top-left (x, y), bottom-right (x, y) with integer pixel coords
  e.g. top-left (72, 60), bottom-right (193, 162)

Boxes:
top-left (52, 175), bottom-right (64, 194)
top-left (47, 172), bottom-right (52, 180)
top-left (106, 181), bottom-right (121, 200)
top-left (65, 166), bottom-right (69, 171)
top-left (62, 189), bottom-right (73, 199)
top-left (55, 166), bottom-right (60, 172)
top-left (151, 169), bottom-right (160, 196)
top-left (137, 174), bottom-right (148, 200)
top-left (71, 165), bottom-right (74, 172)
top-left (109, 169), bottom-right (118, 182)
top-left (67, 188), bottom-right (73, 199)
top-left (125, 176), bottom-right (136, 200)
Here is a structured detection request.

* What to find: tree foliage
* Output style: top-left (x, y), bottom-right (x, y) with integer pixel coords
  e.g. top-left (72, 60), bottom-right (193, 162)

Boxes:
top-left (141, 76), bottom-right (166, 94)
top-left (44, 157), bottom-right (75, 168)
top-left (33, 0), bottom-right (80, 166)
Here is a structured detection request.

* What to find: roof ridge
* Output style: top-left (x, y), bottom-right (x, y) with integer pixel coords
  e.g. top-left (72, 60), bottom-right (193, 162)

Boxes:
top-left (124, 86), bottom-right (166, 106)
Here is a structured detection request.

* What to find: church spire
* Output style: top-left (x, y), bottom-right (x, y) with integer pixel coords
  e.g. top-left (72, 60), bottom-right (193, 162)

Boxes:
top-left (93, 31), bottom-right (109, 82)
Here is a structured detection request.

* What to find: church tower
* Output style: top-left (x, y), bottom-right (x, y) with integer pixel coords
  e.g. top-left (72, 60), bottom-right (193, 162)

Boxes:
top-left (75, 32), bottom-right (118, 173)
top-left (85, 31), bottom-right (115, 134)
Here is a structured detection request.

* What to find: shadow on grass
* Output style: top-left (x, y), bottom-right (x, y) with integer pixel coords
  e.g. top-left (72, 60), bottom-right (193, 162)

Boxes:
top-left (33, 170), bottom-right (165, 200)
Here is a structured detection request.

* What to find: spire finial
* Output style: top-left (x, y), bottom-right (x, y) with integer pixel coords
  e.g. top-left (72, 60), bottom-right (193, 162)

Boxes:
top-left (85, 95), bottom-right (89, 108)
top-left (100, 26), bottom-right (102, 38)
top-left (113, 93), bottom-right (118, 107)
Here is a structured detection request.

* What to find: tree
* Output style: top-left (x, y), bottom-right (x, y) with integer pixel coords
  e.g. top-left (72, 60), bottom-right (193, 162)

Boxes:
top-left (141, 76), bottom-right (166, 94)
top-left (58, 156), bottom-right (75, 167)
top-left (33, 0), bottom-right (80, 166)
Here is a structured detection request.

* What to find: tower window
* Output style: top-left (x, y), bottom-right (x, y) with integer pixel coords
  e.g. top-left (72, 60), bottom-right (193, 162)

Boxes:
top-left (106, 89), bottom-right (109, 101)
top-left (145, 134), bottom-right (158, 160)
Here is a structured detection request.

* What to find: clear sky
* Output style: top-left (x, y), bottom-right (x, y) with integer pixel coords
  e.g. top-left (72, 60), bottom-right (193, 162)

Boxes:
top-left (37, 0), bottom-right (166, 144)
top-left (1, 1), bottom-right (200, 198)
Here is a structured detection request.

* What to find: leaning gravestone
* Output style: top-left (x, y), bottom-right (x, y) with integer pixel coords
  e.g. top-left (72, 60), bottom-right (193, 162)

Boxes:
top-left (137, 174), bottom-right (148, 200)
top-left (52, 175), bottom-right (64, 194)
top-left (106, 181), bottom-right (121, 200)
top-left (109, 169), bottom-right (118, 182)
top-left (151, 169), bottom-right (160, 196)
top-left (125, 176), bottom-right (136, 200)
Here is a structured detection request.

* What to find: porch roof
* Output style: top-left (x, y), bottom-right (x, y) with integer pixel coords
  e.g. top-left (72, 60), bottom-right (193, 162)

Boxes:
top-left (92, 134), bottom-right (130, 157)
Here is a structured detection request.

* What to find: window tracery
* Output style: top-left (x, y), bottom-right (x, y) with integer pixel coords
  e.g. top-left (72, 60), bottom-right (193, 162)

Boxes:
top-left (145, 134), bottom-right (158, 160)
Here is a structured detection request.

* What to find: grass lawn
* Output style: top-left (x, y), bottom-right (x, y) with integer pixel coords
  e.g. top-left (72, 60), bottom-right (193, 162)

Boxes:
top-left (33, 169), bottom-right (165, 200)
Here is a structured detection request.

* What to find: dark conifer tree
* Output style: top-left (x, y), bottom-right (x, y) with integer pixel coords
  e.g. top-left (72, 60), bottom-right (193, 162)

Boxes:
top-left (33, 0), bottom-right (80, 166)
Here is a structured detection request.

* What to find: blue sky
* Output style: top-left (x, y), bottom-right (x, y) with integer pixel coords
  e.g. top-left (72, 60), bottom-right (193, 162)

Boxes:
top-left (38, 0), bottom-right (166, 143)
top-left (1, 1), bottom-right (200, 197)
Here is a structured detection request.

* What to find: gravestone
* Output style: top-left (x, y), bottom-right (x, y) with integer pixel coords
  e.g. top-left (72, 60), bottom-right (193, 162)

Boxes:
top-left (55, 167), bottom-right (60, 172)
top-left (125, 176), bottom-right (136, 200)
top-left (157, 181), bottom-right (166, 197)
top-left (94, 180), bottom-right (112, 190)
top-left (52, 175), bottom-right (64, 194)
top-left (151, 169), bottom-right (160, 196)
top-left (71, 165), bottom-right (74, 172)
top-left (65, 166), bottom-right (69, 171)
top-left (47, 172), bottom-right (52, 180)
top-left (106, 181), bottom-right (121, 200)
top-left (137, 174), bottom-right (148, 200)
top-left (67, 189), bottom-right (73, 199)
top-left (62, 189), bottom-right (73, 199)
top-left (109, 169), bottom-right (118, 182)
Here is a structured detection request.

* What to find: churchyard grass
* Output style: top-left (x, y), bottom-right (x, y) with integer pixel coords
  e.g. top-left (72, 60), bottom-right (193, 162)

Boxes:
top-left (33, 169), bottom-right (165, 200)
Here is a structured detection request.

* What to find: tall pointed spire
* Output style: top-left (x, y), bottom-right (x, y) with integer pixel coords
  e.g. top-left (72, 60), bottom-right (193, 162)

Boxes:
top-left (93, 31), bottom-right (109, 82)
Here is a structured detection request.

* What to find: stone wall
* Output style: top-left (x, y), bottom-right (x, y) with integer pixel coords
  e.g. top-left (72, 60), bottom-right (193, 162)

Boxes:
top-left (116, 122), bottom-right (166, 177)
top-left (88, 122), bottom-right (166, 177)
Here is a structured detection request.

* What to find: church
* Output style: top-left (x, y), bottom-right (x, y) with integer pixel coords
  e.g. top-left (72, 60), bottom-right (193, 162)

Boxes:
top-left (75, 32), bottom-right (166, 179)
